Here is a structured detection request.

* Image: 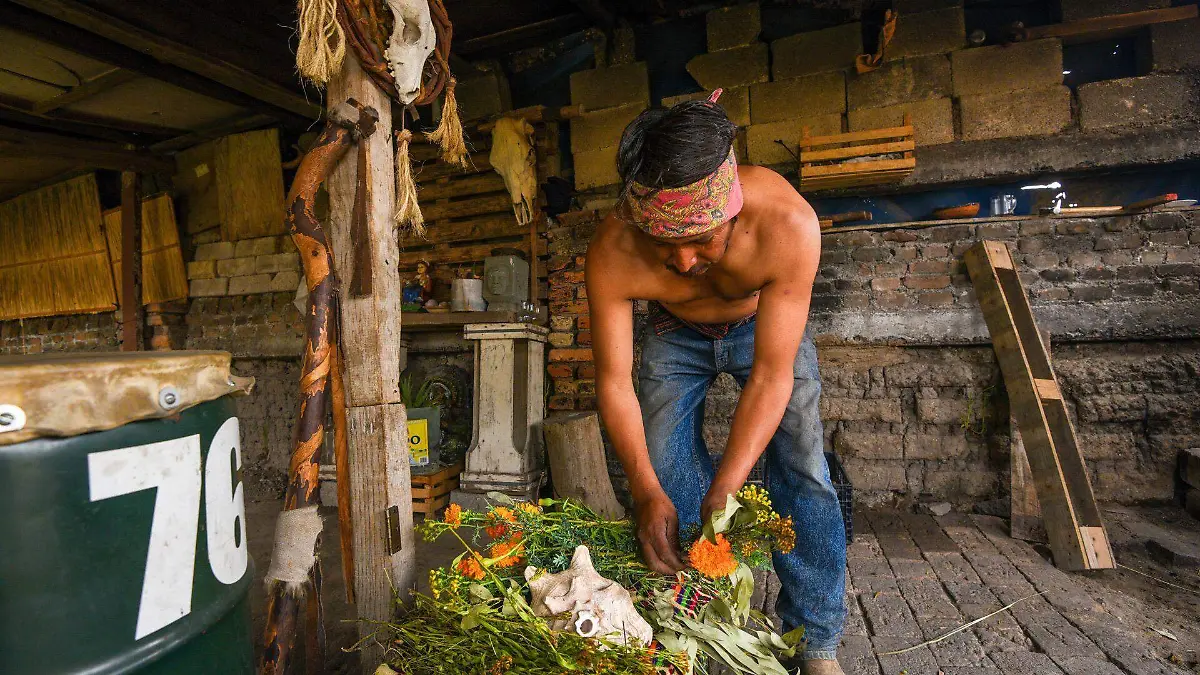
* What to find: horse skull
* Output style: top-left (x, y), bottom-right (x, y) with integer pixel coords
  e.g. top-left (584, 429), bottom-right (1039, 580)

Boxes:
top-left (385, 0), bottom-right (435, 105)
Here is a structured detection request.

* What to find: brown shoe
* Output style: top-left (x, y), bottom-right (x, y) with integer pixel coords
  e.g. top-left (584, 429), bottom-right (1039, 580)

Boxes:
top-left (798, 659), bottom-right (845, 675)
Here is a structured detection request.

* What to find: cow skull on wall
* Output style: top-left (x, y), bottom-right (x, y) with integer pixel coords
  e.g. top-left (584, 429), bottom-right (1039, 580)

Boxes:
top-left (385, 0), bottom-right (436, 105)
top-left (490, 117), bottom-right (538, 226)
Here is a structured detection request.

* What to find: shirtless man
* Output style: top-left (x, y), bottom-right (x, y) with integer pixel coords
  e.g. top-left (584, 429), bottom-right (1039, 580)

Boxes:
top-left (585, 92), bottom-right (846, 674)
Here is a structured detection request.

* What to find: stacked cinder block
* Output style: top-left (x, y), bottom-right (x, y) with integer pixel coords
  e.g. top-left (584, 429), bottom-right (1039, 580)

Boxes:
top-left (952, 39), bottom-right (1070, 141)
top-left (186, 232), bottom-right (302, 299)
top-left (569, 61), bottom-right (651, 190)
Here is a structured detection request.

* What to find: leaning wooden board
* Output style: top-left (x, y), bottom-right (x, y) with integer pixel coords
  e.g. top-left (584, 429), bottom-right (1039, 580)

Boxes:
top-left (965, 241), bottom-right (1114, 571)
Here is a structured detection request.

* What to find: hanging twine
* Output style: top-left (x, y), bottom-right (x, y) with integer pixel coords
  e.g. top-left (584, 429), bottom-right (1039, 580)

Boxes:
top-left (394, 128), bottom-right (426, 237)
top-left (428, 75), bottom-right (468, 168)
top-left (296, 0), bottom-right (346, 85)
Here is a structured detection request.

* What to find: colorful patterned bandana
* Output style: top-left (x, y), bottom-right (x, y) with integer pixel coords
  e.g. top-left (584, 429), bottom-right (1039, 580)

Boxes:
top-left (624, 90), bottom-right (743, 238)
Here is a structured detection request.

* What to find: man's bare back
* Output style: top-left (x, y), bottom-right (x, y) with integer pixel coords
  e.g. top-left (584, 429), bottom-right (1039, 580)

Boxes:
top-left (589, 164), bottom-right (821, 324)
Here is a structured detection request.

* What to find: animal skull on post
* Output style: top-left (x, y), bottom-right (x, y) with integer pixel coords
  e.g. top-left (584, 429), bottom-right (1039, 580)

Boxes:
top-left (385, 0), bottom-right (436, 105)
top-left (489, 117), bottom-right (538, 226)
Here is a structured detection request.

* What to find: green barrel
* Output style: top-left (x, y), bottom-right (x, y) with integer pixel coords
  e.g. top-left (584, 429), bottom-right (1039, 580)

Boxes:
top-left (0, 354), bottom-right (254, 675)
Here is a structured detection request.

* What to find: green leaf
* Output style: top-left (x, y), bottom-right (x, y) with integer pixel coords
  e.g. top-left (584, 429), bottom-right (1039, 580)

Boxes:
top-left (782, 625), bottom-right (806, 648)
top-left (705, 493), bottom-right (742, 542)
top-left (468, 584), bottom-right (493, 601)
top-left (460, 605), bottom-right (482, 630)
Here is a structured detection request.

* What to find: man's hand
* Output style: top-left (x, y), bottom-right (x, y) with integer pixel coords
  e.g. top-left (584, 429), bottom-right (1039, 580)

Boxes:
top-left (634, 491), bottom-right (686, 574)
top-left (700, 478), bottom-right (742, 526)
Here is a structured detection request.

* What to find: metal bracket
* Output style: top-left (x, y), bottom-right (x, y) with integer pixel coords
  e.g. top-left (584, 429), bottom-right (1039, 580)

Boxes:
top-left (385, 505), bottom-right (403, 555)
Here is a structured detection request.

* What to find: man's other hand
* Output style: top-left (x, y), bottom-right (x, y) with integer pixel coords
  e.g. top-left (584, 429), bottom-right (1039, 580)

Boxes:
top-left (634, 492), bottom-right (686, 574)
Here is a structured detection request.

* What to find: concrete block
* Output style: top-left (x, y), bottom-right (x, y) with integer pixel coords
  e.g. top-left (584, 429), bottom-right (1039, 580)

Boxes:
top-left (1078, 74), bottom-right (1194, 130)
top-left (570, 62), bottom-right (650, 111)
top-left (1151, 18), bottom-right (1200, 72)
top-left (888, 7), bottom-right (964, 59)
top-left (1184, 448), bottom-right (1200, 488)
top-left (848, 97), bottom-right (954, 146)
top-left (270, 270), bottom-right (301, 292)
top-left (706, 2), bottom-right (761, 51)
top-left (745, 114), bottom-right (842, 165)
top-left (686, 43), bottom-right (769, 90)
top-left (847, 54), bottom-right (951, 109)
top-left (1061, 0), bottom-right (1169, 22)
top-left (189, 277), bottom-right (228, 297)
top-left (1187, 488), bottom-right (1200, 520)
top-left (217, 256), bottom-right (257, 278)
top-left (571, 103), bottom-right (645, 151)
top-left (193, 241), bottom-right (235, 261)
top-left (750, 71), bottom-right (846, 124)
top-left (573, 145), bottom-right (620, 190)
top-left (662, 86), bottom-right (751, 127)
top-left (771, 23), bottom-right (862, 79)
top-left (951, 39), bottom-right (1063, 97)
top-left (187, 260), bottom-right (216, 280)
top-left (228, 273), bottom-right (273, 295)
top-left (456, 69), bottom-right (511, 121)
top-left (255, 252), bottom-right (299, 274)
top-left (234, 236), bottom-right (278, 257)
top-left (959, 85), bottom-right (1071, 141)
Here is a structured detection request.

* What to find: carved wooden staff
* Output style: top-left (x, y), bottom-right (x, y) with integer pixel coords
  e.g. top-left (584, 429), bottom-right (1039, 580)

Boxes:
top-left (261, 99), bottom-right (378, 675)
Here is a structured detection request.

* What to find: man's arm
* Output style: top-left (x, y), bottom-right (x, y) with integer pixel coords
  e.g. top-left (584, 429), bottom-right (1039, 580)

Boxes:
top-left (586, 223), bottom-right (686, 574)
top-left (702, 211), bottom-right (822, 520)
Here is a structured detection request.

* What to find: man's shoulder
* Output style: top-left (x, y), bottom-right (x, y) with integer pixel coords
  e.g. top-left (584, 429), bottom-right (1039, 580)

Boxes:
top-left (740, 166), bottom-right (817, 235)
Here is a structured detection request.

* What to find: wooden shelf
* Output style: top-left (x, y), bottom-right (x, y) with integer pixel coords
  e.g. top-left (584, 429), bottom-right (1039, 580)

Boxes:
top-left (403, 311), bottom-right (544, 332)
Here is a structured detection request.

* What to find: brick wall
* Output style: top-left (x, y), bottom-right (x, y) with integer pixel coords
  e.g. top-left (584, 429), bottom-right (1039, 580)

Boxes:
top-left (0, 312), bottom-right (120, 355)
top-left (545, 207), bottom-right (1200, 506)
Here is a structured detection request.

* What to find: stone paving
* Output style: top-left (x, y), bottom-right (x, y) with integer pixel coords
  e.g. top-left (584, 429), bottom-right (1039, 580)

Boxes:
top-left (826, 510), bottom-right (1192, 675)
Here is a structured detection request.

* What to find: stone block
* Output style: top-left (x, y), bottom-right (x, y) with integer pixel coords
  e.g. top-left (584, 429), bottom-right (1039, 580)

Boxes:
top-left (255, 252), bottom-right (299, 274)
top-left (904, 430), bottom-right (968, 459)
top-left (1078, 74), bottom-right (1194, 130)
top-left (187, 260), bottom-right (216, 280)
top-left (189, 277), bottom-right (228, 297)
top-left (821, 397), bottom-right (904, 423)
top-left (456, 69), bottom-right (511, 121)
top-left (1187, 488), bottom-right (1200, 520)
top-left (848, 97), bottom-right (954, 146)
top-left (570, 62), bottom-right (650, 111)
top-left (915, 397), bottom-right (968, 424)
top-left (750, 72), bottom-right (846, 123)
top-left (573, 145), bottom-right (619, 190)
top-left (1151, 18), bottom-right (1200, 72)
top-left (843, 459), bottom-right (907, 491)
top-left (951, 39), bottom-right (1063, 97)
top-left (686, 43), bottom-right (769, 89)
top-left (706, 2), bottom-right (761, 52)
top-left (228, 273), bottom-right (273, 295)
top-left (571, 103), bottom-right (644, 151)
top-left (1184, 448), bottom-right (1200, 488)
top-left (194, 241), bottom-right (235, 261)
top-left (662, 86), bottom-right (751, 126)
top-left (745, 114), bottom-right (842, 165)
top-left (234, 236), bottom-right (278, 257)
top-left (847, 54), bottom-right (951, 109)
top-left (833, 431), bottom-right (905, 459)
top-left (959, 86), bottom-right (1072, 141)
top-left (888, 7), bottom-right (964, 59)
top-left (217, 256), bottom-right (257, 278)
top-left (1061, 0), bottom-right (1169, 22)
top-left (269, 270), bottom-right (300, 292)
top-left (771, 23), bottom-right (862, 79)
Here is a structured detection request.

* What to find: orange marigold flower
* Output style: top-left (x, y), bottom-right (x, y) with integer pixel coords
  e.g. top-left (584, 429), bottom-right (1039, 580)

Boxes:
top-left (488, 539), bottom-right (525, 568)
top-left (688, 534), bottom-right (739, 578)
top-left (457, 556), bottom-right (485, 580)
top-left (485, 506), bottom-right (517, 539)
top-left (442, 503), bottom-right (462, 528)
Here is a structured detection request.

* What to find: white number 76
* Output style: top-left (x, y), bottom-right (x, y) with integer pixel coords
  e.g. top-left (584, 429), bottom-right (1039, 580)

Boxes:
top-left (88, 417), bottom-right (248, 640)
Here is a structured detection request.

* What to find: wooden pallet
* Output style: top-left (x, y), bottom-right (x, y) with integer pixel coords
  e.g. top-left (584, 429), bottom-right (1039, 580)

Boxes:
top-left (411, 461), bottom-right (464, 515)
top-left (798, 114), bottom-right (915, 191)
top-left (965, 241), bottom-right (1114, 571)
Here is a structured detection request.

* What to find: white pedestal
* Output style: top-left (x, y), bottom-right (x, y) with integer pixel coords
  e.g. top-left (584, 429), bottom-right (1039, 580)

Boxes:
top-left (455, 322), bottom-right (549, 501)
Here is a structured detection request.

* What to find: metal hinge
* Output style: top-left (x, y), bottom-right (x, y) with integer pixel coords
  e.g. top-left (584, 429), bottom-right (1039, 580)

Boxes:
top-left (385, 505), bottom-right (403, 554)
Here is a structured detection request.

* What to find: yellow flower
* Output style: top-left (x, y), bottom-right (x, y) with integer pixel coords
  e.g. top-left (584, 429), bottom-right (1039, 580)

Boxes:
top-left (443, 503), bottom-right (462, 528)
top-left (516, 502), bottom-right (540, 516)
top-left (766, 515), bottom-right (796, 554)
top-left (688, 534), bottom-right (739, 578)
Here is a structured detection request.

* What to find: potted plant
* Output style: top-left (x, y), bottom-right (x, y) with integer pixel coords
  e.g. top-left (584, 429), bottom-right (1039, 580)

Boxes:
top-left (400, 374), bottom-right (441, 463)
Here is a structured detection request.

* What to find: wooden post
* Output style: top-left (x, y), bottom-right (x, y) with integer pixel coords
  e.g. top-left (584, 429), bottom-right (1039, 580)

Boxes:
top-left (327, 55), bottom-right (415, 673)
top-left (543, 412), bottom-right (624, 519)
top-left (119, 170), bottom-right (142, 350)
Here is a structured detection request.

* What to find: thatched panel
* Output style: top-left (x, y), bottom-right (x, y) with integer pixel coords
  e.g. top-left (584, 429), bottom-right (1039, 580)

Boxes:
top-left (214, 128), bottom-right (286, 241)
top-left (102, 193), bottom-right (189, 305)
top-left (0, 174), bottom-right (116, 320)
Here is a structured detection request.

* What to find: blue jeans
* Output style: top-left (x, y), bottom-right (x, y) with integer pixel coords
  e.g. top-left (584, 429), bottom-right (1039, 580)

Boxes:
top-left (638, 318), bottom-right (846, 660)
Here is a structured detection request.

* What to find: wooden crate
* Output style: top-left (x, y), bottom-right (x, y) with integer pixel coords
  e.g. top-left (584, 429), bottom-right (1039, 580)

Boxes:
top-left (411, 461), bottom-right (464, 515)
top-left (798, 114), bottom-right (915, 191)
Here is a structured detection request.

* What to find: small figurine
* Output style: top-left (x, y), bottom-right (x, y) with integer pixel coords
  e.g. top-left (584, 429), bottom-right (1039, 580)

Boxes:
top-left (415, 260), bottom-right (434, 303)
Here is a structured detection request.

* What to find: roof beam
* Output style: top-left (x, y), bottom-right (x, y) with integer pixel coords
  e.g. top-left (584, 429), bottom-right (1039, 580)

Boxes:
top-left (32, 68), bottom-right (139, 115)
top-left (0, 125), bottom-right (175, 173)
top-left (5, 1), bottom-right (321, 122)
top-left (457, 13), bottom-right (590, 57)
top-left (0, 95), bottom-right (178, 144)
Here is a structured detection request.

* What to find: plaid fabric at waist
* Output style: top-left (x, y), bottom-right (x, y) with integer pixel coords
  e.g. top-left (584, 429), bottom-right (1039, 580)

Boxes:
top-left (649, 301), bottom-right (755, 339)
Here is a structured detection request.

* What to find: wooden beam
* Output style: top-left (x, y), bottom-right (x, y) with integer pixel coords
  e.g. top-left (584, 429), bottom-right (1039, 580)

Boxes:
top-left (32, 68), bottom-right (139, 114)
top-left (4, 1), bottom-right (320, 121)
top-left (0, 125), bottom-right (174, 173)
top-left (326, 56), bottom-right (414, 674)
top-left (119, 171), bottom-right (143, 351)
top-left (1026, 5), bottom-right (1198, 44)
top-left (457, 14), bottom-right (590, 56)
top-left (148, 113), bottom-right (277, 153)
top-left (0, 93), bottom-right (180, 144)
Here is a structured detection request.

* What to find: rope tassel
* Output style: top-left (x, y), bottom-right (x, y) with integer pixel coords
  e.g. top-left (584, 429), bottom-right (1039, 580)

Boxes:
top-left (394, 129), bottom-right (426, 237)
top-left (296, 0), bottom-right (346, 85)
top-left (429, 76), bottom-right (468, 168)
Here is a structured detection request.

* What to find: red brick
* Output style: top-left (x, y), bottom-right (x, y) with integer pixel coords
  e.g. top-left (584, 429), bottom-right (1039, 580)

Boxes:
top-left (560, 270), bottom-right (585, 284)
top-left (547, 364), bottom-right (576, 378)
top-left (883, 230), bottom-right (917, 242)
top-left (575, 256), bottom-right (587, 268)
top-left (577, 396), bottom-right (597, 410)
top-left (872, 277), bottom-right (902, 291)
top-left (577, 315), bottom-right (591, 330)
top-left (549, 348), bottom-right (594, 362)
top-left (577, 364), bottom-right (596, 378)
top-left (577, 330), bottom-right (592, 345)
top-left (549, 396), bottom-right (575, 410)
top-left (917, 291), bottom-right (954, 306)
top-left (876, 291), bottom-right (914, 310)
top-left (908, 260), bottom-right (950, 274)
top-left (577, 380), bottom-right (597, 395)
top-left (576, 286), bottom-right (588, 299)
top-left (903, 275), bottom-right (951, 289)
top-left (562, 301), bottom-right (589, 316)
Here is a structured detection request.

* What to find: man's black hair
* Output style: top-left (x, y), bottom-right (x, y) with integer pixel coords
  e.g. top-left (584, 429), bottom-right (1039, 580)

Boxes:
top-left (616, 99), bottom-right (737, 197)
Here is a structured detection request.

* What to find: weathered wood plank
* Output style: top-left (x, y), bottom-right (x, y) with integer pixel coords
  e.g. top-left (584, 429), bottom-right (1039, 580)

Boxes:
top-left (119, 170), bottom-right (142, 350)
top-left (418, 172), bottom-right (507, 202)
top-left (412, 151), bottom-right (492, 180)
top-left (397, 239), bottom-right (546, 267)
top-left (421, 193), bottom-right (513, 222)
top-left (399, 213), bottom-right (535, 247)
